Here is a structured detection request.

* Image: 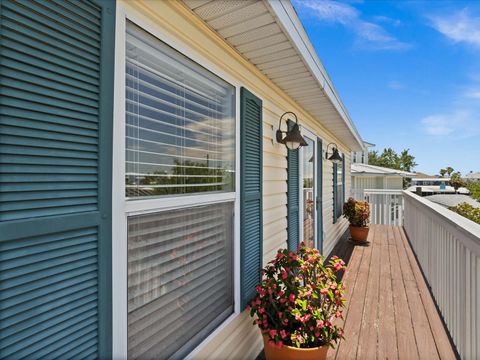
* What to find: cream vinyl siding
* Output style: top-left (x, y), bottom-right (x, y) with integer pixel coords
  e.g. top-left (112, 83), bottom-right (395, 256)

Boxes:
top-left (118, 1), bottom-right (353, 359)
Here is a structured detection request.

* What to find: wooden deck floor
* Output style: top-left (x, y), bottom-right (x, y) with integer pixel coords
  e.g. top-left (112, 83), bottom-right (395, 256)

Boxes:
top-left (326, 225), bottom-right (457, 360)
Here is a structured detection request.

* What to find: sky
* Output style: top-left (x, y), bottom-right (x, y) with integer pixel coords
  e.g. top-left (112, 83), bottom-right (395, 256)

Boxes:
top-left (292, 0), bottom-right (480, 175)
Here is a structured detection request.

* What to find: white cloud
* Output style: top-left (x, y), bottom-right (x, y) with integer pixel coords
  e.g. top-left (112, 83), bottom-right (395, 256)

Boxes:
top-left (294, 0), bottom-right (410, 50)
top-left (429, 9), bottom-right (480, 47)
top-left (421, 111), bottom-right (479, 137)
top-left (387, 80), bottom-right (404, 90)
top-left (464, 89), bottom-right (480, 99)
top-left (373, 15), bottom-right (402, 27)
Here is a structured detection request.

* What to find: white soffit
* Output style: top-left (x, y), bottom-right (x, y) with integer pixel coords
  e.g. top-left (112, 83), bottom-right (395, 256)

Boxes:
top-left (182, 0), bottom-right (364, 150)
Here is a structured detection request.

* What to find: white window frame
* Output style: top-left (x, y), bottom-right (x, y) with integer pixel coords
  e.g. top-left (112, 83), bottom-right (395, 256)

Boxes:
top-left (112, 5), bottom-right (242, 359)
top-left (298, 126), bottom-right (318, 249)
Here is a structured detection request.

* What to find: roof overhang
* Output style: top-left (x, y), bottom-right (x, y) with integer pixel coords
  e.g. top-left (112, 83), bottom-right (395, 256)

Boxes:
top-left (182, 0), bottom-right (364, 150)
top-left (351, 163), bottom-right (415, 177)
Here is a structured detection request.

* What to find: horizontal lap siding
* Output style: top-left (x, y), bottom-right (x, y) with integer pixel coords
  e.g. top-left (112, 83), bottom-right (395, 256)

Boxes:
top-left (120, 1), bottom-right (353, 359)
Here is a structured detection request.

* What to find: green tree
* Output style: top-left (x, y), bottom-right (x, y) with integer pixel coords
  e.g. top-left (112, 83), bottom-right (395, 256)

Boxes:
top-left (449, 172), bottom-right (465, 193)
top-left (439, 168), bottom-right (447, 177)
top-left (446, 166), bottom-right (454, 176)
top-left (368, 148), bottom-right (417, 172)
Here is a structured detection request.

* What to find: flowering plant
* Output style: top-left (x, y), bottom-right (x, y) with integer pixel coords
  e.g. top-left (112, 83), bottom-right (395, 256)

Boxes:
top-left (248, 245), bottom-right (346, 349)
top-left (343, 197), bottom-right (370, 227)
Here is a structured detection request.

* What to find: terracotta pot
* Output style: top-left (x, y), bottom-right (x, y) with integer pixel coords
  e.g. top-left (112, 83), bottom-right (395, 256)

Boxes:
top-left (349, 225), bottom-right (369, 242)
top-left (262, 335), bottom-right (328, 360)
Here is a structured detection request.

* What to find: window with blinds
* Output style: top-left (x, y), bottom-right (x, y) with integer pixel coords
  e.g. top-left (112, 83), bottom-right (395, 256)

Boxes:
top-left (124, 22), bottom-right (236, 360)
top-left (127, 203), bottom-right (234, 359)
top-left (125, 22), bottom-right (235, 199)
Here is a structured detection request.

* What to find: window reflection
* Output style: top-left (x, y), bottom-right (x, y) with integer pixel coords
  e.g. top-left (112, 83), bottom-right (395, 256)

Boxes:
top-left (303, 137), bottom-right (315, 248)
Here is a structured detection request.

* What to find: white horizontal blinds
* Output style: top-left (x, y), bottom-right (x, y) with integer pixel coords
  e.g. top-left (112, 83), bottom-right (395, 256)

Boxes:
top-left (127, 202), bottom-right (234, 359)
top-left (125, 22), bottom-right (235, 198)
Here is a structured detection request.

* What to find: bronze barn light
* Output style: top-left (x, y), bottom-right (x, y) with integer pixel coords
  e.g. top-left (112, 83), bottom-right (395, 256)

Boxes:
top-left (276, 112), bottom-right (308, 150)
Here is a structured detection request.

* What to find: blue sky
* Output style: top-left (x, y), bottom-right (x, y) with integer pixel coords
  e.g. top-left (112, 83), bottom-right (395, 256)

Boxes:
top-left (293, 0), bottom-right (480, 175)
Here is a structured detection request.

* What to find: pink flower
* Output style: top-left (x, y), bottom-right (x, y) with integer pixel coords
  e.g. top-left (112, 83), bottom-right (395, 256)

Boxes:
top-left (332, 255), bottom-right (339, 260)
top-left (255, 299), bottom-right (261, 305)
top-left (317, 320), bottom-right (324, 328)
top-left (268, 288), bottom-right (273, 295)
top-left (278, 312), bottom-right (283, 318)
top-left (289, 294), bottom-right (295, 303)
top-left (282, 271), bottom-right (288, 280)
top-left (278, 290), bottom-right (284, 297)
top-left (279, 298), bottom-right (286, 303)
top-left (269, 329), bottom-right (277, 338)
top-left (258, 307), bottom-right (265, 314)
top-left (276, 252), bottom-right (285, 259)
top-left (276, 341), bottom-right (283, 349)
top-left (320, 288), bottom-right (329, 295)
top-left (335, 311), bottom-right (343, 318)
top-left (280, 330), bottom-right (288, 339)
top-left (269, 340), bottom-right (276, 347)
top-left (315, 332), bottom-right (321, 337)
top-left (334, 263), bottom-right (343, 271)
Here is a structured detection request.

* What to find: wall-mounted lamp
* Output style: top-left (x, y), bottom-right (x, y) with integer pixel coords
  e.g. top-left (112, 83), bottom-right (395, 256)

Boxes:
top-left (276, 112), bottom-right (308, 150)
top-left (325, 142), bottom-right (343, 164)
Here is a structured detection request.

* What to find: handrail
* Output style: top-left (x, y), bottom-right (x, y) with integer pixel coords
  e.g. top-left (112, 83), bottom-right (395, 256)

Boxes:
top-left (403, 190), bottom-right (480, 358)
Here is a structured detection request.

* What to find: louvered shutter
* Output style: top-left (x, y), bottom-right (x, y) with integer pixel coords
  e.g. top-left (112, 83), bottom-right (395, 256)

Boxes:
top-left (317, 138), bottom-right (323, 252)
top-left (0, 0), bottom-right (115, 358)
top-left (333, 162), bottom-right (338, 224)
top-left (240, 87), bottom-right (263, 309)
top-left (287, 120), bottom-right (300, 251)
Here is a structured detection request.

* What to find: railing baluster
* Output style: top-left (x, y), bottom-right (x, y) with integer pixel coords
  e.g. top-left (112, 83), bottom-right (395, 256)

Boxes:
top-left (403, 190), bottom-right (480, 358)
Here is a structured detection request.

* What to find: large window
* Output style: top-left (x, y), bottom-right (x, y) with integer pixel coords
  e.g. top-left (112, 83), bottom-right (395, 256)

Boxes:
top-left (334, 155), bottom-right (345, 220)
top-left (126, 23), bottom-right (235, 199)
top-left (124, 22), bottom-right (235, 359)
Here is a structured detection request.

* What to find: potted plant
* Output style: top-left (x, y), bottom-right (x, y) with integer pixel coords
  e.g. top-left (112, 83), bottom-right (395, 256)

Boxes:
top-left (343, 197), bottom-right (370, 242)
top-left (248, 245), bottom-right (346, 360)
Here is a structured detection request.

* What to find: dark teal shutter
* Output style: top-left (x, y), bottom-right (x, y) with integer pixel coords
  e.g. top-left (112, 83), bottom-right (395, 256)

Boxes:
top-left (342, 154), bottom-right (346, 206)
top-left (333, 162), bottom-right (338, 224)
top-left (316, 138), bottom-right (323, 252)
top-left (287, 120), bottom-right (300, 251)
top-left (0, 0), bottom-right (115, 358)
top-left (240, 88), bottom-right (263, 309)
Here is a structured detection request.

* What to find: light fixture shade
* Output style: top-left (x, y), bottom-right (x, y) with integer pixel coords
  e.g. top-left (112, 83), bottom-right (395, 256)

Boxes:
top-left (282, 123), bottom-right (308, 150)
top-left (328, 147), bottom-right (343, 163)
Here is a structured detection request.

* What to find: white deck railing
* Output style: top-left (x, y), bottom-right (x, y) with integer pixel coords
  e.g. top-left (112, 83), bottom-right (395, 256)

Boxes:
top-left (351, 189), bottom-right (404, 226)
top-left (403, 190), bottom-right (480, 359)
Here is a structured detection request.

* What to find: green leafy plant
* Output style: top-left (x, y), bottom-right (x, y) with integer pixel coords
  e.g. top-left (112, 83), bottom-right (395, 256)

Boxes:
top-left (449, 172), bottom-right (466, 193)
top-left (466, 181), bottom-right (480, 202)
top-left (248, 246), bottom-right (346, 349)
top-left (449, 202), bottom-right (480, 224)
top-left (343, 197), bottom-right (370, 227)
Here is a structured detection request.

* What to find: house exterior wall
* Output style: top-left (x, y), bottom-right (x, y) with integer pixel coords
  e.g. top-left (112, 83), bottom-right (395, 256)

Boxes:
top-left (116, 1), bottom-right (352, 359)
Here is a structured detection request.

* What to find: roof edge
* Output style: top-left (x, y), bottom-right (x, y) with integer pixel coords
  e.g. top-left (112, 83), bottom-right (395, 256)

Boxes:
top-left (266, 0), bottom-right (364, 150)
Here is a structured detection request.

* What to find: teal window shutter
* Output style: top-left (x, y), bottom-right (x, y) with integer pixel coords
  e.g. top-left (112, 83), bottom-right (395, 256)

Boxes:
top-left (333, 162), bottom-right (338, 223)
top-left (287, 120), bottom-right (300, 251)
top-left (240, 87), bottom-right (263, 309)
top-left (0, 0), bottom-right (115, 358)
top-left (316, 138), bottom-right (323, 252)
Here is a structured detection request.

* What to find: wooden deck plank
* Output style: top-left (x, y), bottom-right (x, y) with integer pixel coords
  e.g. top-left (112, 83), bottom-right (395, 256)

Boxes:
top-left (333, 226), bottom-right (375, 359)
top-left (356, 224), bottom-right (382, 359)
top-left (325, 225), bottom-right (456, 360)
top-left (377, 228), bottom-right (398, 360)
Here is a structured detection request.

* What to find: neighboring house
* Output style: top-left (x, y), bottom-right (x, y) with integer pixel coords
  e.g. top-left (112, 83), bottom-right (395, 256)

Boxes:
top-left (424, 194), bottom-right (480, 209)
top-left (0, 1), bottom-right (364, 360)
top-left (350, 142), bottom-right (414, 199)
top-left (465, 171), bottom-right (480, 182)
top-left (409, 174), bottom-right (469, 195)
top-left (351, 141), bottom-right (375, 164)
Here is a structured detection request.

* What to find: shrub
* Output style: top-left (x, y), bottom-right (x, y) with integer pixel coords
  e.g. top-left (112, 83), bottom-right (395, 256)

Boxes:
top-left (248, 246), bottom-right (346, 349)
top-left (343, 197), bottom-right (370, 227)
top-left (449, 202), bottom-right (480, 224)
top-left (466, 181), bottom-right (480, 202)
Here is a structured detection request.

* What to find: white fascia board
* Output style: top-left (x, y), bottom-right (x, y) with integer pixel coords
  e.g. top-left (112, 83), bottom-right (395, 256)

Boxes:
top-left (266, 0), bottom-right (364, 150)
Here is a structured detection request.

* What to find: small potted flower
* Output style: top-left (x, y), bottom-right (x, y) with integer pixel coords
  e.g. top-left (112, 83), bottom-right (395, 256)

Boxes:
top-left (343, 197), bottom-right (370, 242)
top-left (248, 245), bottom-right (346, 360)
